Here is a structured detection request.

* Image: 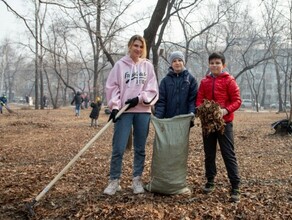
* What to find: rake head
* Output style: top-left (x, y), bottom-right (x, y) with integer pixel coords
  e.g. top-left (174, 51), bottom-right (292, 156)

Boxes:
top-left (24, 199), bottom-right (37, 217)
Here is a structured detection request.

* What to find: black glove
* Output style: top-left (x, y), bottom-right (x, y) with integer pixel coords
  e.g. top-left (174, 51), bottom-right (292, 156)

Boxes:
top-left (108, 109), bottom-right (119, 123)
top-left (125, 97), bottom-right (139, 110)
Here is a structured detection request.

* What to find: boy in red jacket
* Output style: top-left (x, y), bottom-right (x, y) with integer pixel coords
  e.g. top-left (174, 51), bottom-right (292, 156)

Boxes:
top-left (196, 52), bottom-right (242, 202)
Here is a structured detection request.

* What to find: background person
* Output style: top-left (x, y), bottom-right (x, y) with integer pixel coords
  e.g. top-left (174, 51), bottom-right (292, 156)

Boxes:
top-left (83, 93), bottom-right (89, 109)
top-left (89, 96), bottom-right (102, 127)
top-left (42, 95), bottom-right (48, 107)
top-left (0, 94), bottom-right (8, 114)
top-left (25, 94), bottom-right (29, 105)
top-left (104, 34), bottom-right (158, 196)
top-left (71, 91), bottom-right (83, 117)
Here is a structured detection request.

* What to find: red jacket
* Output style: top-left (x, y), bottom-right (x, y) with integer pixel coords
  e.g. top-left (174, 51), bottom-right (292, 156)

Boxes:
top-left (196, 71), bottom-right (242, 123)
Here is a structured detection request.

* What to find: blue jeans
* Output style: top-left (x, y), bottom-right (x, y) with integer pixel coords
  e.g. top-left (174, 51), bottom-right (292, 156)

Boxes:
top-left (75, 104), bottom-right (81, 116)
top-left (109, 113), bottom-right (151, 180)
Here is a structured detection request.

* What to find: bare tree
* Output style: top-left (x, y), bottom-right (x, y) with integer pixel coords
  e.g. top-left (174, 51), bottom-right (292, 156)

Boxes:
top-left (0, 39), bottom-right (25, 100)
top-left (261, 0), bottom-right (287, 112)
top-left (143, 0), bottom-right (168, 59)
top-left (1, 0), bottom-right (290, 123)
top-left (289, 0), bottom-right (292, 124)
top-left (144, 0), bottom-right (206, 74)
top-left (0, 41), bottom-right (9, 95)
top-left (34, 0), bottom-right (40, 109)
top-left (43, 20), bottom-right (78, 108)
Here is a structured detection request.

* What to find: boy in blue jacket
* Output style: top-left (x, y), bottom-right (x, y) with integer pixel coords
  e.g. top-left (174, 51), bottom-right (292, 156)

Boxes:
top-left (155, 51), bottom-right (198, 123)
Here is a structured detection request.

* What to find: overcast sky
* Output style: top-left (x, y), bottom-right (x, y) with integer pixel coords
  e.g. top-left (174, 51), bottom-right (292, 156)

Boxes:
top-left (0, 0), bottom-right (267, 43)
top-left (0, 0), bottom-right (156, 43)
top-left (0, 0), bottom-right (27, 42)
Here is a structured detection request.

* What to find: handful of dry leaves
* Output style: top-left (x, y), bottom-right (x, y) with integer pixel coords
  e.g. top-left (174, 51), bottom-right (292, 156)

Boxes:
top-left (196, 99), bottom-right (226, 136)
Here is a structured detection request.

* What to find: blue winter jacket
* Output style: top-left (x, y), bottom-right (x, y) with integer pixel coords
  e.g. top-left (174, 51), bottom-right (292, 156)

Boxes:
top-left (0, 96), bottom-right (7, 106)
top-left (155, 67), bottom-right (198, 118)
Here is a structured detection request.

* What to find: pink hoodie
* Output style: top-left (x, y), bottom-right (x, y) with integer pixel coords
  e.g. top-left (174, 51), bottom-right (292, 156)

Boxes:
top-left (106, 55), bottom-right (159, 113)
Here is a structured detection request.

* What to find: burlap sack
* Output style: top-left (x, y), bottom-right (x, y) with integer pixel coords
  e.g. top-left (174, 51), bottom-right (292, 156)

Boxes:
top-left (145, 114), bottom-right (193, 194)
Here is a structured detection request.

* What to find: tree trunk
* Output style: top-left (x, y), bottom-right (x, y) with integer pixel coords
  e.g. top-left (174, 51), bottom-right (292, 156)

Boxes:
top-left (274, 57), bottom-right (283, 111)
top-left (34, 0), bottom-right (39, 109)
top-left (93, 0), bottom-right (101, 99)
top-left (143, 0), bottom-right (168, 58)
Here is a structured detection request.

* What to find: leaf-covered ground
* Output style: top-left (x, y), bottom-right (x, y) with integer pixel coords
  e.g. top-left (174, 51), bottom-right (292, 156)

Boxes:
top-left (0, 105), bottom-right (291, 220)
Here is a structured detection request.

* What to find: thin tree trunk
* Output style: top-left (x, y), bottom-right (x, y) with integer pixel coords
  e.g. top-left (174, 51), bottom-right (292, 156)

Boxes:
top-left (34, 0), bottom-right (39, 109)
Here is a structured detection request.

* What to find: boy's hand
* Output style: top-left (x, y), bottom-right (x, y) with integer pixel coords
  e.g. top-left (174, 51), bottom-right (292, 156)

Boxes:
top-left (220, 108), bottom-right (228, 116)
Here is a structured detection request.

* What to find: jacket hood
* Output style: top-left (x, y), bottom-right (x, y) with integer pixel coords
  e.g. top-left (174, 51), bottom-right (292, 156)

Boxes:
top-left (120, 55), bottom-right (146, 66)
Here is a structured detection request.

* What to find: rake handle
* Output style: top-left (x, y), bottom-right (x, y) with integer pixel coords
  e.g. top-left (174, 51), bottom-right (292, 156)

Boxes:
top-left (33, 104), bottom-right (129, 203)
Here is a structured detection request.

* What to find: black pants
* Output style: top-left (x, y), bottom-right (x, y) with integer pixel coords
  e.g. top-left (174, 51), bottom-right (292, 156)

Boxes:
top-left (203, 122), bottom-right (240, 189)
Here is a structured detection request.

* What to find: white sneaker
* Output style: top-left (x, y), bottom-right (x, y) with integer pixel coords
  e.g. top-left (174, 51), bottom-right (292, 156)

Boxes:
top-left (103, 179), bottom-right (121, 195)
top-left (132, 176), bottom-right (145, 194)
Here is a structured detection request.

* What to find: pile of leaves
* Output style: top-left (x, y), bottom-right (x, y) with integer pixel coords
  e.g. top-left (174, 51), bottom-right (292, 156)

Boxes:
top-left (196, 99), bottom-right (225, 136)
top-left (0, 105), bottom-right (291, 219)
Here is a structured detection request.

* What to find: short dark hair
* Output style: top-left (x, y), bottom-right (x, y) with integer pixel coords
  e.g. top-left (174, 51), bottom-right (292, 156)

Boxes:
top-left (208, 52), bottom-right (225, 65)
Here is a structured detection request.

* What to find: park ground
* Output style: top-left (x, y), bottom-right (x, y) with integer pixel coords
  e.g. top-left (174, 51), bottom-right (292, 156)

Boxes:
top-left (0, 105), bottom-right (291, 219)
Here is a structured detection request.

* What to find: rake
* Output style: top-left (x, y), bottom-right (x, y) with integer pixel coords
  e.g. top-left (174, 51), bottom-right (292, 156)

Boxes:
top-left (1, 102), bottom-right (14, 114)
top-left (25, 104), bottom-right (129, 216)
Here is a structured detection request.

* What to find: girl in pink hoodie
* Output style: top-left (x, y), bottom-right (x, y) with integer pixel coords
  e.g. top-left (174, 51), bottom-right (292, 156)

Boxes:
top-left (104, 35), bottom-right (158, 195)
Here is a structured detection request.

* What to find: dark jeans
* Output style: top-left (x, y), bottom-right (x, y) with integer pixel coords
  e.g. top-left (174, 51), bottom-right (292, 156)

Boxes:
top-left (203, 122), bottom-right (240, 189)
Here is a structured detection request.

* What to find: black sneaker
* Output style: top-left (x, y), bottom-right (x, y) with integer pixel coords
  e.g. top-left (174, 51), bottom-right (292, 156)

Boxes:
top-left (230, 188), bottom-right (240, 202)
top-left (203, 182), bottom-right (215, 194)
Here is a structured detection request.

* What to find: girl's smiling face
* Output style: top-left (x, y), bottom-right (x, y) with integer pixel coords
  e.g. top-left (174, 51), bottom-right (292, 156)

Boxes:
top-left (209, 58), bottom-right (226, 76)
top-left (129, 40), bottom-right (143, 62)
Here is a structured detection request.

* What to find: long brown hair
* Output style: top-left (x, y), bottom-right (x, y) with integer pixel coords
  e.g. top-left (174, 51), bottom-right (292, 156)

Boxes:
top-left (128, 35), bottom-right (147, 59)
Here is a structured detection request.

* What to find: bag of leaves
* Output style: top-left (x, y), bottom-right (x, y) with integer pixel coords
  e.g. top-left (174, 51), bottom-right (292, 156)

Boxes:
top-left (145, 114), bottom-right (193, 194)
